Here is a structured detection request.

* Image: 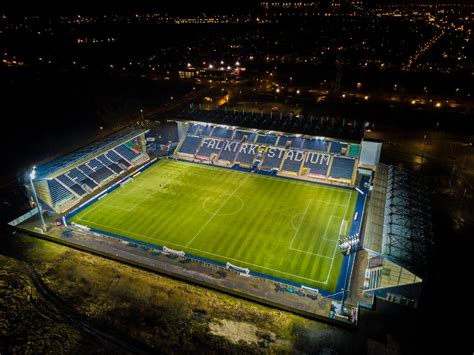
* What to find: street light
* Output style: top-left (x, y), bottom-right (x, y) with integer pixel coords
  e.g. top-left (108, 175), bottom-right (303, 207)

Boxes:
top-left (29, 167), bottom-right (47, 231)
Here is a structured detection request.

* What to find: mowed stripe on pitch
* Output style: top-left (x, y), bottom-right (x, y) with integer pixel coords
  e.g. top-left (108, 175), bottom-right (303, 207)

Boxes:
top-left (71, 159), bottom-right (356, 290)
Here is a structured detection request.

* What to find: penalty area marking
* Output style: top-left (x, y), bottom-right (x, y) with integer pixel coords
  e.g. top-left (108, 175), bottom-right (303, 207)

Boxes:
top-left (76, 215), bottom-right (332, 285)
top-left (324, 190), bottom-right (353, 284)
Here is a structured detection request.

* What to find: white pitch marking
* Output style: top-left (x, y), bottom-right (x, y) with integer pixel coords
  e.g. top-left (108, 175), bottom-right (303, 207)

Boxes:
top-left (324, 191), bottom-right (353, 284)
top-left (186, 175), bottom-right (249, 247)
top-left (289, 199), bottom-right (312, 249)
top-left (77, 217), bottom-right (331, 284)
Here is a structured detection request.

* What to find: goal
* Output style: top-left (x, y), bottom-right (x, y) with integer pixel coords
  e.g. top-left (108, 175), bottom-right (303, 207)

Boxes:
top-left (226, 262), bottom-right (250, 275)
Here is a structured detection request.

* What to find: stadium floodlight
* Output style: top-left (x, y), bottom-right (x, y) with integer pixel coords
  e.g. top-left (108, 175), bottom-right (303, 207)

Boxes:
top-left (29, 166), bottom-right (47, 231)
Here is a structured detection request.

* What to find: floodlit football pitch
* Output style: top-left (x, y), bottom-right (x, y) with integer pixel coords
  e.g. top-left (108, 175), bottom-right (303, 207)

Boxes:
top-left (70, 159), bottom-right (357, 291)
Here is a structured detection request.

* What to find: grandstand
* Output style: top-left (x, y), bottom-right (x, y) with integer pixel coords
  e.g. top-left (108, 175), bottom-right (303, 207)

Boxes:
top-left (177, 107), bottom-right (365, 141)
top-left (25, 129), bottom-right (150, 213)
top-left (9, 117), bottom-right (429, 324)
top-left (175, 121), bottom-right (359, 187)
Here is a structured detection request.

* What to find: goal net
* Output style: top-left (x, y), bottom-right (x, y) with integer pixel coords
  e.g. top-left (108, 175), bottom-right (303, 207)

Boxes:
top-left (162, 246), bottom-right (185, 257)
top-left (226, 262), bottom-right (250, 275)
top-left (120, 177), bottom-right (133, 188)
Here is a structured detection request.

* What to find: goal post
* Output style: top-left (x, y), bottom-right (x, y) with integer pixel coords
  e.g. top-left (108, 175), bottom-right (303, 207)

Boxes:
top-left (226, 262), bottom-right (250, 275)
top-left (162, 246), bottom-right (185, 257)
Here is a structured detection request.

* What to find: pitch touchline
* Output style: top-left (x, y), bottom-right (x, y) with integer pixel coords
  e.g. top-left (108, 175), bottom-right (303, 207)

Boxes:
top-left (324, 190), bottom-right (353, 284)
top-left (185, 174), bottom-right (250, 247)
top-left (76, 217), bottom-right (331, 284)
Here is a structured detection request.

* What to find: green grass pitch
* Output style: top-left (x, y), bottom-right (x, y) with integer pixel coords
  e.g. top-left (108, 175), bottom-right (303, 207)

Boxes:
top-left (71, 159), bottom-right (357, 291)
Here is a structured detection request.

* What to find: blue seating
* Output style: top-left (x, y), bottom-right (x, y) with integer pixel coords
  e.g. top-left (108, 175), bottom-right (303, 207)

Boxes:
top-left (303, 138), bottom-right (329, 152)
top-left (187, 123), bottom-right (200, 135)
top-left (69, 184), bottom-right (87, 196)
top-left (81, 177), bottom-right (98, 189)
top-left (265, 134), bottom-right (278, 145)
top-left (106, 150), bottom-right (131, 167)
top-left (211, 127), bottom-right (233, 139)
top-left (57, 174), bottom-right (75, 187)
top-left (77, 163), bottom-right (94, 176)
top-left (235, 144), bottom-right (258, 166)
top-left (177, 135), bottom-right (202, 155)
top-left (287, 136), bottom-right (304, 149)
top-left (67, 168), bottom-right (88, 182)
top-left (329, 141), bottom-right (348, 155)
top-left (261, 147), bottom-right (285, 171)
top-left (97, 154), bottom-right (113, 166)
top-left (233, 130), bottom-right (256, 142)
top-left (281, 150), bottom-right (304, 172)
top-left (115, 144), bottom-right (141, 162)
top-left (97, 154), bottom-right (122, 174)
top-left (107, 163), bottom-right (123, 174)
top-left (329, 157), bottom-right (355, 179)
top-left (218, 142), bottom-right (241, 163)
top-left (48, 179), bottom-right (75, 206)
top-left (105, 149), bottom-right (121, 162)
top-left (67, 167), bottom-right (98, 188)
top-left (88, 158), bottom-right (106, 171)
top-left (255, 134), bottom-right (277, 145)
top-left (199, 125), bottom-right (213, 136)
top-left (245, 131), bottom-right (257, 143)
top-left (277, 135), bottom-right (302, 148)
top-left (57, 174), bottom-right (87, 196)
top-left (89, 166), bottom-right (114, 183)
top-left (196, 138), bottom-right (224, 158)
top-left (303, 152), bottom-right (331, 177)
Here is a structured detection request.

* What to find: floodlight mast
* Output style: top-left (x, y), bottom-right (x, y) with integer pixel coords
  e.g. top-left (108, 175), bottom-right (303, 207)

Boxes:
top-left (29, 167), bottom-right (47, 231)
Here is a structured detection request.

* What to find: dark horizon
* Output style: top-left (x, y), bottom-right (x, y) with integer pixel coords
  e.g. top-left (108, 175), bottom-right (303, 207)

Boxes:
top-left (2, 0), bottom-right (473, 16)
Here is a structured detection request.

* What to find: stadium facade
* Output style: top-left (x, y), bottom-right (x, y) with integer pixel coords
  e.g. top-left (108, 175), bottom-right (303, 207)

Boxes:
top-left (9, 115), bottom-right (429, 325)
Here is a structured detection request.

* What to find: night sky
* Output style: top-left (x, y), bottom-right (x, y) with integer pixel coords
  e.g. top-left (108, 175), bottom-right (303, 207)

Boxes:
top-left (2, 0), bottom-right (472, 16)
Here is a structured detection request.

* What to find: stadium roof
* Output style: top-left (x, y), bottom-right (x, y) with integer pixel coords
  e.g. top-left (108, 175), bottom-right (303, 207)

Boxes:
top-left (382, 166), bottom-right (432, 277)
top-left (175, 107), bottom-right (365, 141)
top-left (363, 163), bottom-right (388, 254)
top-left (35, 128), bottom-right (148, 179)
top-left (363, 164), bottom-right (432, 277)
